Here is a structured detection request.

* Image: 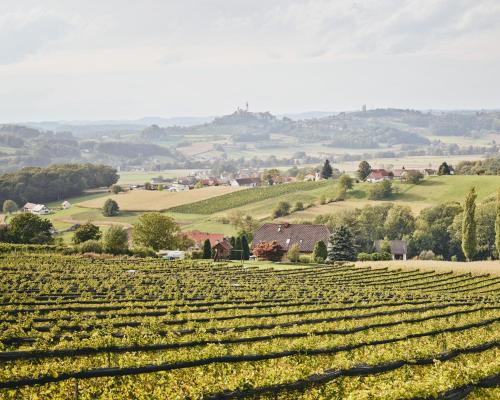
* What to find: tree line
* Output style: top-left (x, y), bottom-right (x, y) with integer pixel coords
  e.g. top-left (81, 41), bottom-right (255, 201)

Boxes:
top-left (0, 163), bottom-right (118, 205)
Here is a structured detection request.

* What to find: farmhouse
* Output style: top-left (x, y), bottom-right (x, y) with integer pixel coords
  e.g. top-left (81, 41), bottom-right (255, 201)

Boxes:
top-left (230, 177), bottom-right (261, 187)
top-left (185, 230), bottom-right (225, 248)
top-left (252, 223), bottom-right (330, 254)
top-left (374, 240), bottom-right (408, 260)
top-left (366, 169), bottom-right (392, 183)
top-left (22, 203), bottom-right (50, 215)
top-left (149, 177), bottom-right (173, 190)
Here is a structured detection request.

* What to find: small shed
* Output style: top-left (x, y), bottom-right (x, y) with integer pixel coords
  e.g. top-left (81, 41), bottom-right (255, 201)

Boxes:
top-left (62, 201), bottom-right (71, 210)
top-left (374, 240), bottom-right (407, 260)
top-left (212, 239), bottom-right (233, 261)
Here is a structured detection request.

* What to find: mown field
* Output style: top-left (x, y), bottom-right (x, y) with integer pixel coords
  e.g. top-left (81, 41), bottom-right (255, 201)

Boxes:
top-left (0, 254), bottom-right (499, 399)
top-left (78, 186), bottom-right (244, 211)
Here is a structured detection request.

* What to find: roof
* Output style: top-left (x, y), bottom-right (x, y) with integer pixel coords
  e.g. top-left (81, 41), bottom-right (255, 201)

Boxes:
top-left (212, 239), bottom-right (233, 251)
top-left (374, 240), bottom-right (407, 255)
top-left (235, 177), bottom-right (261, 185)
top-left (23, 202), bottom-right (37, 210)
top-left (185, 230), bottom-right (225, 247)
top-left (252, 223), bottom-right (330, 253)
top-left (367, 169), bottom-right (391, 180)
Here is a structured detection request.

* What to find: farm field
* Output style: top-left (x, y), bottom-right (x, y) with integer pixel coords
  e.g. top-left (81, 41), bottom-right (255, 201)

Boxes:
top-left (117, 170), bottom-right (205, 185)
top-left (0, 254), bottom-right (499, 399)
top-left (78, 186), bottom-right (244, 211)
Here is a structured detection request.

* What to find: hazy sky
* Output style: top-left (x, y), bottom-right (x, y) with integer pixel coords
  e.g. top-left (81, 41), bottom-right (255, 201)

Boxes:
top-left (1, 0), bottom-right (500, 121)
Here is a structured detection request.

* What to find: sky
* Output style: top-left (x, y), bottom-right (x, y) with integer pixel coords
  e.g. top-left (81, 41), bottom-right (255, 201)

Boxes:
top-left (1, 0), bottom-right (500, 122)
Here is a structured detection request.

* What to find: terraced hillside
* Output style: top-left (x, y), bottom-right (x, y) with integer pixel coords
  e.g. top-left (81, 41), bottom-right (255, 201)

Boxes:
top-left (0, 254), bottom-right (499, 399)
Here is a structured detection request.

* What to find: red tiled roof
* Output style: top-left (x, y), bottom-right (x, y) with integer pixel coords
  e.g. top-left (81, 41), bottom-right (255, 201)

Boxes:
top-left (252, 223), bottom-right (330, 253)
top-left (185, 230), bottom-right (225, 247)
top-left (367, 169), bottom-right (391, 180)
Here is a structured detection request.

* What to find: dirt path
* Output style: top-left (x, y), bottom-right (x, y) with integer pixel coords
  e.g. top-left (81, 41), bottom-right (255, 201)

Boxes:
top-left (57, 217), bottom-right (133, 229)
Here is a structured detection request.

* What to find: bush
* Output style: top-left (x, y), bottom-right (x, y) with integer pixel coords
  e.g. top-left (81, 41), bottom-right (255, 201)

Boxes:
top-left (371, 252), bottom-right (392, 261)
top-left (102, 199), bottom-right (119, 217)
top-left (287, 243), bottom-right (301, 263)
top-left (418, 250), bottom-right (436, 260)
top-left (110, 184), bottom-right (123, 194)
top-left (357, 252), bottom-right (372, 261)
top-left (294, 201), bottom-right (304, 212)
top-left (189, 250), bottom-right (204, 259)
top-left (272, 201), bottom-right (291, 219)
top-left (78, 240), bottom-right (103, 254)
top-left (73, 222), bottom-right (101, 244)
top-left (103, 225), bottom-right (129, 255)
top-left (253, 241), bottom-right (285, 261)
top-left (338, 174), bottom-right (353, 190)
top-left (299, 255), bottom-right (311, 264)
top-left (312, 240), bottom-right (328, 263)
top-left (368, 180), bottom-right (393, 200)
top-left (131, 246), bottom-right (157, 258)
top-left (319, 194), bottom-right (327, 205)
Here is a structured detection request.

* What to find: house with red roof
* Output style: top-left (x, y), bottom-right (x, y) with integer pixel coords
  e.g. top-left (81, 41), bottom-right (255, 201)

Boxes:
top-left (366, 169), bottom-right (392, 183)
top-left (185, 230), bottom-right (225, 249)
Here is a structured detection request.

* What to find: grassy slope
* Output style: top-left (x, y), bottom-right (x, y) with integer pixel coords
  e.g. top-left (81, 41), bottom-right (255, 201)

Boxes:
top-left (47, 175), bottom-right (499, 241)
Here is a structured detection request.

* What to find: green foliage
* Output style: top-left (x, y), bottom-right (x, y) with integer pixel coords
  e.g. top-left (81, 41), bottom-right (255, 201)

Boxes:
top-left (170, 181), bottom-right (328, 214)
top-left (78, 239), bottom-right (103, 254)
top-left (321, 159), bottom-right (333, 179)
top-left (0, 163), bottom-right (118, 205)
top-left (438, 162), bottom-right (452, 175)
top-left (103, 225), bottom-right (129, 255)
top-left (102, 199), bottom-right (119, 217)
top-left (327, 225), bottom-right (356, 262)
top-left (241, 235), bottom-right (250, 260)
top-left (384, 205), bottom-right (415, 240)
top-left (72, 222), bottom-right (101, 244)
top-left (368, 180), bottom-right (393, 200)
top-left (298, 255), bottom-right (311, 263)
top-left (405, 170), bottom-right (424, 184)
top-left (287, 243), bottom-right (301, 263)
top-left (312, 240), bottom-right (328, 263)
top-left (357, 160), bottom-right (371, 181)
top-left (8, 213), bottom-right (54, 244)
top-left (272, 201), bottom-right (291, 218)
top-left (130, 246), bottom-right (157, 258)
top-left (338, 174), bottom-right (353, 190)
top-left (294, 201), bottom-right (304, 211)
top-left (2, 199), bottom-right (18, 214)
top-left (357, 252), bottom-right (392, 261)
top-left (202, 239), bottom-right (212, 259)
top-left (132, 212), bottom-right (180, 251)
top-left (461, 187), bottom-right (477, 261)
top-left (110, 184), bottom-right (123, 194)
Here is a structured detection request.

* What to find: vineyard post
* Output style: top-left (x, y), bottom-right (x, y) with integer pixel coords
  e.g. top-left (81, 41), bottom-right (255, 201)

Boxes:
top-left (74, 379), bottom-right (79, 400)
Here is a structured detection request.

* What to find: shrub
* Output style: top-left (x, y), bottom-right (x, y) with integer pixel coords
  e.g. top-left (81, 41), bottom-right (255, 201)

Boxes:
top-left (319, 194), bottom-right (327, 205)
top-left (368, 180), bottom-right (393, 200)
top-left (253, 241), bottom-right (285, 261)
top-left (102, 199), bottom-right (119, 217)
top-left (357, 252), bottom-right (372, 261)
top-left (338, 174), bottom-right (353, 190)
top-left (110, 184), bottom-right (123, 194)
top-left (299, 255), bottom-right (311, 264)
top-left (312, 240), bottom-right (328, 263)
top-left (73, 222), bottom-right (101, 244)
top-left (419, 250), bottom-right (436, 260)
top-left (371, 252), bottom-right (392, 261)
top-left (294, 201), bottom-right (304, 212)
top-left (103, 225), bottom-right (129, 255)
top-left (189, 250), bottom-right (204, 259)
top-left (131, 246), bottom-right (157, 258)
top-left (78, 240), bottom-right (103, 254)
top-left (272, 201), bottom-right (291, 219)
top-left (287, 243), bottom-right (301, 263)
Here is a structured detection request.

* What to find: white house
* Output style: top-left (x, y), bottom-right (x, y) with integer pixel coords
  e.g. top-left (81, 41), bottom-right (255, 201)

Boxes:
top-left (230, 177), bottom-right (261, 187)
top-left (61, 201), bottom-right (71, 210)
top-left (23, 203), bottom-right (50, 215)
top-left (168, 183), bottom-right (190, 192)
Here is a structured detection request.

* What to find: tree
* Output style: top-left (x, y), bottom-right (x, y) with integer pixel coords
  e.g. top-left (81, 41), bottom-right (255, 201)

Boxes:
top-left (102, 199), bottom-right (119, 217)
top-left (228, 211), bottom-right (258, 241)
top-left (438, 162), bottom-right (452, 176)
top-left (327, 226), bottom-right (356, 262)
top-left (461, 187), bottom-right (477, 261)
top-left (287, 243), bottom-right (301, 263)
top-left (497, 189), bottom-right (500, 259)
top-left (272, 201), bottom-right (291, 218)
top-left (312, 240), bottom-right (328, 263)
top-left (132, 213), bottom-right (180, 251)
top-left (338, 174), bottom-right (353, 191)
top-left (241, 235), bottom-right (250, 260)
top-left (384, 205), bottom-right (415, 240)
top-left (2, 200), bottom-right (18, 214)
top-left (72, 222), bottom-right (101, 244)
top-left (203, 239), bottom-right (212, 259)
top-left (405, 170), bottom-right (424, 184)
top-left (321, 159), bottom-right (333, 179)
top-left (103, 225), bottom-right (129, 255)
top-left (357, 161), bottom-right (371, 181)
top-left (110, 184), bottom-right (123, 194)
top-left (253, 241), bottom-right (285, 261)
top-left (8, 213), bottom-right (54, 244)
top-left (368, 180), bottom-right (393, 200)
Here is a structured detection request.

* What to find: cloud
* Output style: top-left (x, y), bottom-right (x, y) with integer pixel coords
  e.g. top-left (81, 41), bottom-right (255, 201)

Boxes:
top-left (0, 9), bottom-right (72, 64)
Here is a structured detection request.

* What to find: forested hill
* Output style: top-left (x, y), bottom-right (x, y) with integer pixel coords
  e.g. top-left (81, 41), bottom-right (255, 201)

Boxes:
top-left (0, 164), bottom-right (118, 205)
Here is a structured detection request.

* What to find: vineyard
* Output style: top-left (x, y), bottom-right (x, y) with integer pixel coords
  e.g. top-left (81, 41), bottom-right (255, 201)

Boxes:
top-left (169, 181), bottom-right (329, 214)
top-left (0, 254), bottom-right (499, 399)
